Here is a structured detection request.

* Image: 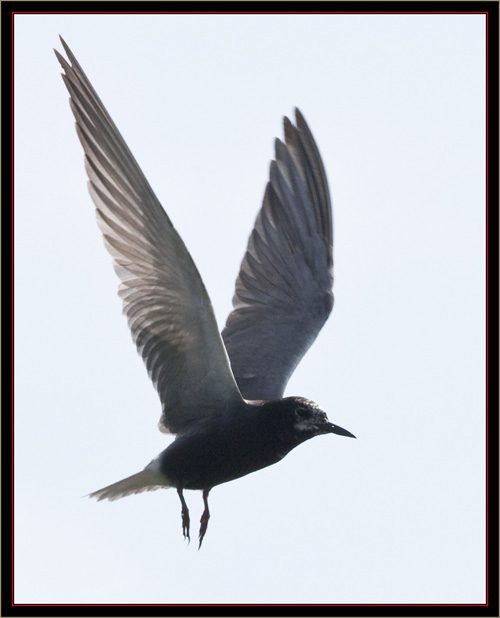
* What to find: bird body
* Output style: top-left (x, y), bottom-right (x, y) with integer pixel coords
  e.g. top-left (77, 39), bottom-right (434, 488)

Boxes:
top-left (154, 405), bottom-right (290, 491)
top-left (93, 398), bottom-right (353, 497)
top-left (55, 36), bottom-right (355, 547)
top-left (156, 397), bottom-right (350, 488)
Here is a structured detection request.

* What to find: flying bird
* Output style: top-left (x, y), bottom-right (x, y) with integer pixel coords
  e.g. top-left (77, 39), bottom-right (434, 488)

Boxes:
top-left (55, 37), bottom-right (355, 548)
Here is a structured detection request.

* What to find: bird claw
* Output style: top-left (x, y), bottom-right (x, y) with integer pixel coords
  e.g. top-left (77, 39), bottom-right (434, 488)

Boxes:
top-left (177, 487), bottom-right (190, 542)
top-left (198, 520), bottom-right (208, 549)
top-left (198, 521), bottom-right (208, 549)
top-left (181, 509), bottom-right (190, 542)
top-left (198, 501), bottom-right (210, 549)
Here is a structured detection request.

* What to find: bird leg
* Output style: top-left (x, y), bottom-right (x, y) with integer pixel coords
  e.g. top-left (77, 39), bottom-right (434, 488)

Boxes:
top-left (198, 488), bottom-right (211, 549)
top-left (177, 487), bottom-right (190, 542)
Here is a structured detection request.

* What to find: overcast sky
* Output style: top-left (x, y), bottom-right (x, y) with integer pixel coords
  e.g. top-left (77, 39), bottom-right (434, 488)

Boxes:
top-left (14, 12), bottom-right (486, 605)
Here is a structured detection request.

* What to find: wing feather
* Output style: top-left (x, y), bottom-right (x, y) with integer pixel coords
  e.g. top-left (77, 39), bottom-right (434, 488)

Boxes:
top-left (222, 109), bottom-right (333, 400)
top-left (56, 38), bottom-right (244, 433)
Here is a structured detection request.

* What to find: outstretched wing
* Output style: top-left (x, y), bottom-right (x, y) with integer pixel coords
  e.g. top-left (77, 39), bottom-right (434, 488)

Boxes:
top-left (56, 38), bottom-right (244, 434)
top-left (222, 109), bottom-right (333, 401)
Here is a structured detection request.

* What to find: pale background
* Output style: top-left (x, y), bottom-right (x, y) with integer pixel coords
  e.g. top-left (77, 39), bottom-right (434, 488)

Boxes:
top-left (14, 13), bottom-right (486, 604)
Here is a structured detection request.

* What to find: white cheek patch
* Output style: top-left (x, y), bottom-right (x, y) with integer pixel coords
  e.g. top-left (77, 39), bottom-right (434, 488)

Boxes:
top-left (294, 420), bottom-right (314, 432)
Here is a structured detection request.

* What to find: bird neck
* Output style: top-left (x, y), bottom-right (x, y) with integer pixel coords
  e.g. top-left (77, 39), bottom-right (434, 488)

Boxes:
top-left (257, 405), bottom-right (307, 458)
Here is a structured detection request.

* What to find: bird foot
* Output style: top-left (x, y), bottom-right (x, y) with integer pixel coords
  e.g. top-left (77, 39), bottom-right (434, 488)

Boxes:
top-left (198, 488), bottom-right (211, 549)
top-left (177, 487), bottom-right (190, 542)
top-left (181, 507), bottom-right (190, 542)
top-left (198, 509), bottom-right (210, 549)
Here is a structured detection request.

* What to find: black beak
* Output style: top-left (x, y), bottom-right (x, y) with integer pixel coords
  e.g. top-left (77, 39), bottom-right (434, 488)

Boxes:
top-left (322, 422), bottom-right (356, 439)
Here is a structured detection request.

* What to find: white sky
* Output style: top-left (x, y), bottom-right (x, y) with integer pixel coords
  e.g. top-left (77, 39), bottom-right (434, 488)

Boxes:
top-left (14, 12), bottom-right (486, 605)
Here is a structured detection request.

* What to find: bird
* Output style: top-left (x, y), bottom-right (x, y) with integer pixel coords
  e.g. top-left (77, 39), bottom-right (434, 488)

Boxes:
top-left (55, 36), bottom-right (355, 548)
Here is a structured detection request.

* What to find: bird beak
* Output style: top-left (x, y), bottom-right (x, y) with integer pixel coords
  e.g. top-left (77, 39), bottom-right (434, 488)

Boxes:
top-left (322, 422), bottom-right (356, 438)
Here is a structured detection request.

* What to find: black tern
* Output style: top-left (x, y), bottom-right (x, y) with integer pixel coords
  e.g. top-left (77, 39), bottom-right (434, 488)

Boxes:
top-left (55, 37), bottom-right (355, 548)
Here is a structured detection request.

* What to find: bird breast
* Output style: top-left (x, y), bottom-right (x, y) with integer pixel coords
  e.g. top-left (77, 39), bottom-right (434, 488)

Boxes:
top-left (157, 411), bottom-right (294, 490)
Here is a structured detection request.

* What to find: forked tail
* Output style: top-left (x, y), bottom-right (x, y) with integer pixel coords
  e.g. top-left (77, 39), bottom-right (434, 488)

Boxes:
top-left (88, 468), bottom-right (171, 501)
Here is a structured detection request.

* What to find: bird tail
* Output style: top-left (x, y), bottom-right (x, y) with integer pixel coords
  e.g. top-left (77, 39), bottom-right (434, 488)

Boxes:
top-left (88, 468), bottom-right (171, 502)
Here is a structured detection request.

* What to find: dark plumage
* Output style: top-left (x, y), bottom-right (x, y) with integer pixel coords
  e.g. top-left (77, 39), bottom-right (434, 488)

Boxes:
top-left (55, 37), bottom-right (355, 548)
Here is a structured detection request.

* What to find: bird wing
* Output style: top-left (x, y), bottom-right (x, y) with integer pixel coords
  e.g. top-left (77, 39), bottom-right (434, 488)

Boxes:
top-left (221, 109), bottom-right (334, 401)
top-left (55, 38), bottom-right (244, 434)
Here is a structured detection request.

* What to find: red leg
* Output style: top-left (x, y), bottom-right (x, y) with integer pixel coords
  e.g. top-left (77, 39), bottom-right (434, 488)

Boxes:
top-left (198, 488), bottom-right (211, 549)
top-left (177, 487), bottom-right (190, 542)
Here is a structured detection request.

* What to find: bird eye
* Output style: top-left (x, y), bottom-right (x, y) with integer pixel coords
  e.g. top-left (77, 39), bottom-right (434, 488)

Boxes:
top-left (296, 408), bottom-right (310, 419)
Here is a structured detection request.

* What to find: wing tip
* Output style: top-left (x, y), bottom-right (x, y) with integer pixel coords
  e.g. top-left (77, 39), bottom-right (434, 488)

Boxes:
top-left (58, 35), bottom-right (72, 59)
top-left (294, 107), bottom-right (305, 124)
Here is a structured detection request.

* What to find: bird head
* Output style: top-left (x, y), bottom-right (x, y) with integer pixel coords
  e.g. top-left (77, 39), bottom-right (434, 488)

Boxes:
top-left (286, 397), bottom-right (356, 440)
